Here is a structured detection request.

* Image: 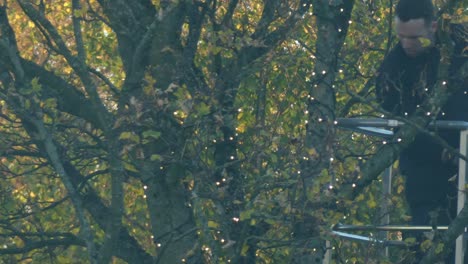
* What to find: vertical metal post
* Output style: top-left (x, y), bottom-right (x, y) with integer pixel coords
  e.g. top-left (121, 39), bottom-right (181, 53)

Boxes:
top-left (381, 166), bottom-right (392, 258)
top-left (323, 240), bottom-right (331, 264)
top-left (455, 130), bottom-right (468, 264)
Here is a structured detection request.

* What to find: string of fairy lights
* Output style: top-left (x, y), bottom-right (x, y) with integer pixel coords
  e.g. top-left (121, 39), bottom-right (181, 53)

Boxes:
top-left (140, 6), bottom-right (468, 259)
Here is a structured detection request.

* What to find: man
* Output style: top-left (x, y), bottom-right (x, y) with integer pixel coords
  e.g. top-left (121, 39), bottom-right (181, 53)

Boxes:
top-left (376, 0), bottom-right (467, 261)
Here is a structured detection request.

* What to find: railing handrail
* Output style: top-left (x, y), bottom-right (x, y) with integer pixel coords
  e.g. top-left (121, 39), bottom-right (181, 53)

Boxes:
top-left (336, 118), bottom-right (468, 130)
top-left (333, 223), bottom-right (449, 231)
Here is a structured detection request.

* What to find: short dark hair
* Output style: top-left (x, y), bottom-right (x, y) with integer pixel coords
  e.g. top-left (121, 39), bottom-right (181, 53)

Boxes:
top-left (396, 0), bottom-right (435, 24)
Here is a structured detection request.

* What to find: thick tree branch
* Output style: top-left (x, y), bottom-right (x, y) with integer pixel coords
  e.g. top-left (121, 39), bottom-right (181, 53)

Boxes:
top-left (95, 0), bottom-right (155, 73)
top-left (0, 236), bottom-right (85, 255)
top-left (122, 11), bottom-right (162, 92)
top-left (0, 12), bottom-right (100, 128)
top-left (220, 0), bottom-right (239, 27)
top-left (20, 60), bottom-right (103, 128)
top-left (96, 0), bottom-right (140, 37)
top-left (18, 1), bottom-right (111, 131)
top-left (420, 199), bottom-right (468, 263)
top-left (72, 0), bottom-right (86, 62)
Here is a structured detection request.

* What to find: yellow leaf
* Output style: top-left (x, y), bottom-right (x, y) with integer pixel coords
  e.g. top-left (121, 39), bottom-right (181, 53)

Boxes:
top-left (150, 154), bottom-right (162, 161)
top-left (397, 184), bottom-right (404, 194)
top-left (356, 193), bottom-right (364, 202)
top-left (119, 132), bottom-right (133, 140)
top-left (241, 243), bottom-right (249, 256)
top-left (207, 221), bottom-right (219, 229)
top-left (307, 148), bottom-right (318, 157)
top-left (367, 199), bottom-right (377, 209)
top-left (418, 37), bottom-right (432, 48)
top-left (435, 242), bottom-right (444, 254)
top-left (442, 13), bottom-right (452, 20)
top-left (124, 162), bottom-right (139, 172)
top-left (119, 132), bottom-right (140, 143)
top-left (236, 123), bottom-right (246, 133)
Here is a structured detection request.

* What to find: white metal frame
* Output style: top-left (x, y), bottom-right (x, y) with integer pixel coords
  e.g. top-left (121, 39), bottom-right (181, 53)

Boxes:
top-left (325, 118), bottom-right (468, 263)
top-left (455, 130), bottom-right (468, 264)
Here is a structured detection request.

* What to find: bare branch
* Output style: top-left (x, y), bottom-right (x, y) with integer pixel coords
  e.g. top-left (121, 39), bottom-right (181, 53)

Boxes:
top-left (0, 237), bottom-right (85, 255)
top-left (27, 115), bottom-right (98, 263)
top-left (72, 0), bottom-right (86, 62)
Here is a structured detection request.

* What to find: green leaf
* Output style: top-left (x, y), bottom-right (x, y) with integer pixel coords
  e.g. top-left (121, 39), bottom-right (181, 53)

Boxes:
top-left (195, 102), bottom-right (210, 116)
top-left (435, 242), bottom-right (444, 254)
top-left (124, 162), bottom-right (139, 173)
top-left (240, 209), bottom-right (254, 221)
top-left (420, 239), bottom-right (432, 251)
top-left (142, 130), bottom-right (161, 139)
top-left (150, 154), bottom-right (162, 161)
top-left (31, 77), bottom-right (42, 93)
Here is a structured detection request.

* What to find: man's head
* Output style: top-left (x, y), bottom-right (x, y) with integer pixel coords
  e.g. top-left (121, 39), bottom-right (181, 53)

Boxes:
top-left (395, 0), bottom-right (437, 57)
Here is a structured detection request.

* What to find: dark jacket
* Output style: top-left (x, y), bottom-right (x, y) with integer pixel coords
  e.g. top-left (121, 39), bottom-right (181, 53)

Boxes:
top-left (376, 26), bottom-right (467, 227)
top-left (376, 42), bottom-right (468, 171)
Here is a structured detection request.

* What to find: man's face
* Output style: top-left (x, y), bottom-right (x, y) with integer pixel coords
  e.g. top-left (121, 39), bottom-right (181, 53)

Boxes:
top-left (395, 17), bottom-right (436, 57)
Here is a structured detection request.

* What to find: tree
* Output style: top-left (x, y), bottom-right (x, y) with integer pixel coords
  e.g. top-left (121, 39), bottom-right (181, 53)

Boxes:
top-left (0, 0), bottom-right (465, 263)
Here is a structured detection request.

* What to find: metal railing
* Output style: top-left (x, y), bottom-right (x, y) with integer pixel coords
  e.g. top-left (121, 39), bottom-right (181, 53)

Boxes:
top-left (327, 118), bottom-right (468, 264)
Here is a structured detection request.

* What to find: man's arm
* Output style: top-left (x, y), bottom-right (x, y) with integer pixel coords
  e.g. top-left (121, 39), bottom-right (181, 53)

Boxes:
top-left (375, 64), bottom-right (400, 114)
